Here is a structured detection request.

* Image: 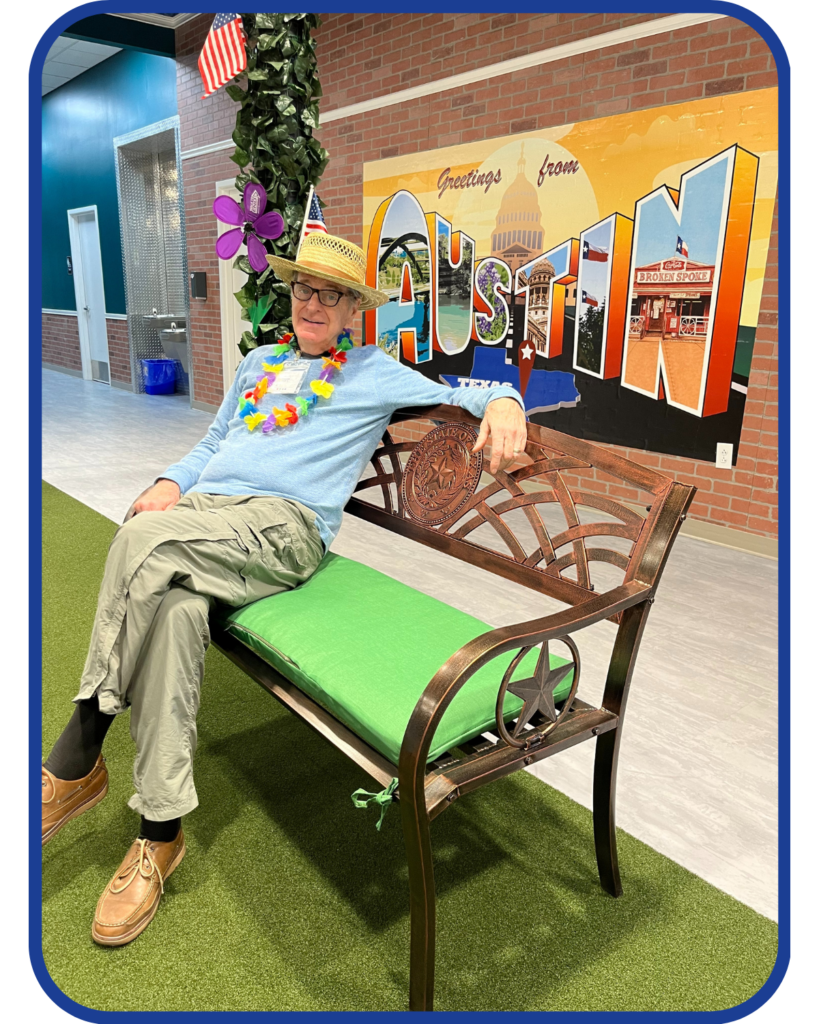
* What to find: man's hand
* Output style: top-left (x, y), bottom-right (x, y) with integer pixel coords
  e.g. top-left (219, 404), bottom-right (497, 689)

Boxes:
top-left (123, 479), bottom-right (181, 523)
top-left (472, 397), bottom-right (528, 476)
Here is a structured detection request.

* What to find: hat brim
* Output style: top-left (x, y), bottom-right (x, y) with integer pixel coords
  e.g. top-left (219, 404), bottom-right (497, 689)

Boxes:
top-left (265, 255), bottom-right (390, 311)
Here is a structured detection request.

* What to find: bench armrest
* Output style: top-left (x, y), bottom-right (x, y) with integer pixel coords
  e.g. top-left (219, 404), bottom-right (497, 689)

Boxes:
top-left (398, 580), bottom-right (652, 783)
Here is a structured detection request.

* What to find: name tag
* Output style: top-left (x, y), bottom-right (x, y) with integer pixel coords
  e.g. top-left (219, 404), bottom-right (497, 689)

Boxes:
top-left (268, 359), bottom-right (310, 394)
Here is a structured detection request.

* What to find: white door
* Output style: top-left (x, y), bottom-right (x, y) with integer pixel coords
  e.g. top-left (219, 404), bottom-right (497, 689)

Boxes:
top-left (68, 207), bottom-right (110, 383)
top-left (216, 179), bottom-right (248, 393)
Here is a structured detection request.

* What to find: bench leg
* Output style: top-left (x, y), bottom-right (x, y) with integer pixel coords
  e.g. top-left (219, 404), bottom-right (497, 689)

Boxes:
top-left (592, 601), bottom-right (652, 899)
top-left (593, 727), bottom-right (622, 897)
top-left (400, 789), bottom-right (436, 1011)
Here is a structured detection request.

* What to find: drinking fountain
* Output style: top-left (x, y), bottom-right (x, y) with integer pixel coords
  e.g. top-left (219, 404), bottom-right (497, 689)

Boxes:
top-left (143, 308), bottom-right (189, 373)
top-left (158, 323), bottom-right (189, 374)
top-left (142, 308), bottom-right (187, 332)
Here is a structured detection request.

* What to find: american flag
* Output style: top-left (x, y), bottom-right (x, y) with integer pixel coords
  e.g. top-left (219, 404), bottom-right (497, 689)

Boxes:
top-left (199, 14), bottom-right (247, 99)
top-left (296, 185), bottom-right (328, 255)
top-left (676, 236), bottom-right (689, 258)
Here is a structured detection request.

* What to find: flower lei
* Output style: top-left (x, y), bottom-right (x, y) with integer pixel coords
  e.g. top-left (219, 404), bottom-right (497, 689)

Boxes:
top-left (237, 331), bottom-right (354, 433)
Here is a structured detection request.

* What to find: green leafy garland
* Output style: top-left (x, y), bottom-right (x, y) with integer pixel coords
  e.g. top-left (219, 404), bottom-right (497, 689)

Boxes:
top-left (225, 13), bottom-right (328, 356)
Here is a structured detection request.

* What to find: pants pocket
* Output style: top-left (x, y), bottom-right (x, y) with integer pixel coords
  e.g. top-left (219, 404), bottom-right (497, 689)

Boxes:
top-left (211, 499), bottom-right (322, 586)
top-left (257, 521), bottom-right (323, 579)
top-left (235, 521), bottom-right (295, 586)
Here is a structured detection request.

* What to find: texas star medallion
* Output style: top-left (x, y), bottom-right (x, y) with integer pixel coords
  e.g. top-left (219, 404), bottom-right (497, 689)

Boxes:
top-left (402, 423), bottom-right (483, 526)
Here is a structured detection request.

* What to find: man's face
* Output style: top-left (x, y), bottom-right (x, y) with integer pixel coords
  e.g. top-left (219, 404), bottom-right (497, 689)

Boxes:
top-left (291, 272), bottom-right (360, 354)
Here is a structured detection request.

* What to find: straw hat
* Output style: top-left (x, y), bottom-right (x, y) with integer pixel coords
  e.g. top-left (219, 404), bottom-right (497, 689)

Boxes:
top-left (266, 232), bottom-right (389, 311)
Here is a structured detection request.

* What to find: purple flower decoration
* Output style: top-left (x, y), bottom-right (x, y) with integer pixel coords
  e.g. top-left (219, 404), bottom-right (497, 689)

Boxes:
top-left (213, 182), bottom-right (285, 273)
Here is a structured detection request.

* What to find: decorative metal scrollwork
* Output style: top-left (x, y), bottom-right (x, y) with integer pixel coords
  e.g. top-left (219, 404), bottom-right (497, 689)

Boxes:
top-left (494, 636), bottom-right (581, 749)
top-left (351, 413), bottom-right (661, 601)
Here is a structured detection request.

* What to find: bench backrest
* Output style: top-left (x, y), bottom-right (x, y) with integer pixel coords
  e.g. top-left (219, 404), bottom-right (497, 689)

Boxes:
top-left (344, 404), bottom-right (696, 611)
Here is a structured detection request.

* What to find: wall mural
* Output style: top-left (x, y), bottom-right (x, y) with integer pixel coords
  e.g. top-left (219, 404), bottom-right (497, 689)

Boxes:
top-left (361, 89), bottom-right (778, 462)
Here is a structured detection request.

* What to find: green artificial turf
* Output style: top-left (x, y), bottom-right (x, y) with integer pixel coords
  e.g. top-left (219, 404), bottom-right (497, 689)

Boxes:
top-left (40, 481), bottom-right (778, 1012)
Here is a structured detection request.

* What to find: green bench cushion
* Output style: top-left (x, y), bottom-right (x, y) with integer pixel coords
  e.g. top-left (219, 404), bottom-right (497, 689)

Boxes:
top-left (222, 552), bottom-right (573, 765)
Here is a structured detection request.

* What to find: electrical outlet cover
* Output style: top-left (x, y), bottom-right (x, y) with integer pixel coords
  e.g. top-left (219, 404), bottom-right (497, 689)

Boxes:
top-left (716, 442), bottom-right (733, 467)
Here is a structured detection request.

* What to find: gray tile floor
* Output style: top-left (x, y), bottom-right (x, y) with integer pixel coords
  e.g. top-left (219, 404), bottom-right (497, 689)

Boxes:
top-left (41, 369), bottom-right (778, 920)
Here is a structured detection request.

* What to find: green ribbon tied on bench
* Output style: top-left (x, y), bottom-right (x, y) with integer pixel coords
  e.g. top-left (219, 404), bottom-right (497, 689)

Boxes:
top-left (351, 777), bottom-right (399, 831)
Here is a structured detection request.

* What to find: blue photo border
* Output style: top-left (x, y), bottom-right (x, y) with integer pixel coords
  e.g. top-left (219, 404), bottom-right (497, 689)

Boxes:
top-left (29, 2), bottom-right (790, 1020)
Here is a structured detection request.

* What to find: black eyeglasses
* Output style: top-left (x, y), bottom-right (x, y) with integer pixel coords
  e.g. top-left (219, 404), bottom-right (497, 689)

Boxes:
top-left (290, 281), bottom-right (350, 307)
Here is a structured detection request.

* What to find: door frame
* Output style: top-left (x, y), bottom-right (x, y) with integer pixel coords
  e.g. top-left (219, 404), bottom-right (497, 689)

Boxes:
top-left (216, 178), bottom-right (247, 394)
top-left (67, 205), bottom-right (109, 383)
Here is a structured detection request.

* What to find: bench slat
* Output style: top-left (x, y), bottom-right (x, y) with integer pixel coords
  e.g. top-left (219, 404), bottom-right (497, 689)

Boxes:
top-left (425, 704), bottom-right (619, 819)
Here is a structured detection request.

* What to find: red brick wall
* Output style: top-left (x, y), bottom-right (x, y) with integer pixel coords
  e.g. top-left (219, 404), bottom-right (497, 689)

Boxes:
top-left (106, 318), bottom-right (131, 385)
top-left (317, 11), bottom-right (671, 113)
top-left (176, 12), bottom-right (779, 539)
top-left (42, 313), bottom-right (81, 373)
top-left (41, 314), bottom-right (134, 386)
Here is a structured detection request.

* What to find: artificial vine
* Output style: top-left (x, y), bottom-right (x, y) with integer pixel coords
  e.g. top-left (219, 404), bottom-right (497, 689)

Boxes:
top-left (225, 12), bottom-right (328, 355)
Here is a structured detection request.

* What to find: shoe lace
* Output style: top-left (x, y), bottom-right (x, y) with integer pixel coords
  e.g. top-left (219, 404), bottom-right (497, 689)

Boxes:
top-left (111, 838), bottom-right (166, 896)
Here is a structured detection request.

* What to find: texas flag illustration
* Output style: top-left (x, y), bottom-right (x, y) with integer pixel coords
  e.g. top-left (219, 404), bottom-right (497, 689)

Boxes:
top-left (676, 236), bottom-right (689, 258)
top-left (582, 240), bottom-right (609, 262)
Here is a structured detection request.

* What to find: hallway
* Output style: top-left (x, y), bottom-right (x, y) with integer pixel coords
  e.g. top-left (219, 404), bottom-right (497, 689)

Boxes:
top-left (41, 368), bottom-right (779, 920)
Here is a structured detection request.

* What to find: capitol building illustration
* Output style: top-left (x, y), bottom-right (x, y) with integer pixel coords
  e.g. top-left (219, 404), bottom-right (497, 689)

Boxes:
top-left (489, 145), bottom-right (563, 354)
top-left (490, 144), bottom-right (545, 271)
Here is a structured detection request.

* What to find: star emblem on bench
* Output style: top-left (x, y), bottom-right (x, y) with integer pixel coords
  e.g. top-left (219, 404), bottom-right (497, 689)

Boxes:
top-left (423, 453), bottom-right (457, 496)
top-left (508, 641), bottom-right (574, 736)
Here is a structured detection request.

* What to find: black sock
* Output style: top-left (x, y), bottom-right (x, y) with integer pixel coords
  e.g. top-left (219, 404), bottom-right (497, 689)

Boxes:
top-left (44, 695), bottom-right (115, 781)
top-left (139, 816), bottom-right (182, 843)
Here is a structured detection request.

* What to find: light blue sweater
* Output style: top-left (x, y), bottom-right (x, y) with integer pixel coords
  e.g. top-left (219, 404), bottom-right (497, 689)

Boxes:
top-left (162, 343), bottom-right (524, 548)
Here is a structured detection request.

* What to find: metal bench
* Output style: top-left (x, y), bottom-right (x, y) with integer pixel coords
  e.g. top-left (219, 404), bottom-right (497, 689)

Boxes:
top-left (211, 403), bottom-right (695, 1011)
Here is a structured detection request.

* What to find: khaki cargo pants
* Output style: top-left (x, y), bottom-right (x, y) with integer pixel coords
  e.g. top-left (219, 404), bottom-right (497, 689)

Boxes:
top-left (73, 493), bottom-right (324, 821)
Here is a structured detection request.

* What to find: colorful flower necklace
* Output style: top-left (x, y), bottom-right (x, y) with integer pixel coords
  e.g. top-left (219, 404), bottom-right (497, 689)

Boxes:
top-left (237, 331), bottom-right (353, 434)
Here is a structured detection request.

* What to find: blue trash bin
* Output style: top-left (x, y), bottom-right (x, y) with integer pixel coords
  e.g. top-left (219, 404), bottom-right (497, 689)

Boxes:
top-left (140, 359), bottom-right (176, 395)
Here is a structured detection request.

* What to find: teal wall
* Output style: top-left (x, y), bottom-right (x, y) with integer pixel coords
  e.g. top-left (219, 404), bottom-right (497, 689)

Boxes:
top-left (42, 50), bottom-right (177, 314)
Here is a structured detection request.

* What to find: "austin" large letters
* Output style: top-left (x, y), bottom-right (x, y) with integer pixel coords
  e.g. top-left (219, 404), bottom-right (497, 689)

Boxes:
top-left (364, 144), bottom-right (759, 419)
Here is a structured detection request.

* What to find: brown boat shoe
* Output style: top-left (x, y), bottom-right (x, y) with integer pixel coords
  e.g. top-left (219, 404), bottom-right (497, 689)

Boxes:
top-left (92, 831), bottom-right (186, 947)
top-left (42, 755), bottom-right (109, 846)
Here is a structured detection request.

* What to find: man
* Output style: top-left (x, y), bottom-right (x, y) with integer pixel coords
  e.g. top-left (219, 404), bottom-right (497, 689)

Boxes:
top-left (42, 232), bottom-right (528, 946)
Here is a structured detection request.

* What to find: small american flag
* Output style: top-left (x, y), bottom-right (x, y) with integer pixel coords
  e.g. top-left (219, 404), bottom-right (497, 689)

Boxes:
top-left (199, 14), bottom-right (247, 99)
top-left (304, 187), bottom-right (328, 236)
top-left (296, 185), bottom-right (328, 255)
